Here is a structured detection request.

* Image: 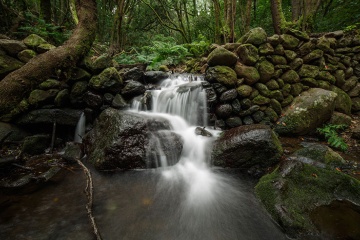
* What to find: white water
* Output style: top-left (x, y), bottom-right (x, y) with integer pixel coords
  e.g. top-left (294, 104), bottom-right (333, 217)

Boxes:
top-left (74, 112), bottom-right (86, 143)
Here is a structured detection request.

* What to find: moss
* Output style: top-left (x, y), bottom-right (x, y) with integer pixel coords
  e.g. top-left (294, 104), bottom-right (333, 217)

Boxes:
top-left (236, 85), bottom-right (253, 97)
top-left (205, 66), bottom-right (238, 87)
top-left (257, 60), bottom-right (274, 82)
top-left (234, 63), bottom-right (260, 85)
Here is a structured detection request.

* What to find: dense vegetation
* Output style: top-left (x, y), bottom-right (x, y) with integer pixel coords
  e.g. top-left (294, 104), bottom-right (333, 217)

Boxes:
top-left (0, 0), bottom-right (359, 69)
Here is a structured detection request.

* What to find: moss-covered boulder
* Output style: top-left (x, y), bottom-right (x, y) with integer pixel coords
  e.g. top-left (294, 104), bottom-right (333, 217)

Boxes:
top-left (284, 28), bottom-right (310, 41)
top-left (236, 85), bottom-right (253, 98)
top-left (212, 124), bottom-right (282, 174)
top-left (255, 159), bottom-right (360, 238)
top-left (54, 89), bottom-right (70, 107)
top-left (303, 49), bottom-right (324, 63)
top-left (351, 97), bottom-right (360, 112)
top-left (38, 79), bottom-right (63, 90)
top-left (299, 64), bottom-right (320, 78)
top-left (0, 53), bottom-right (24, 78)
top-left (28, 89), bottom-right (59, 106)
top-left (236, 44), bottom-right (259, 65)
top-left (85, 54), bottom-right (113, 73)
top-left (207, 47), bottom-right (238, 67)
top-left (330, 86), bottom-right (352, 115)
top-left (275, 88), bottom-right (337, 135)
top-left (329, 111), bottom-right (352, 127)
top-left (281, 70), bottom-right (300, 84)
top-left (17, 49), bottom-right (37, 63)
top-left (234, 62), bottom-right (260, 85)
top-left (280, 34), bottom-right (300, 49)
top-left (89, 67), bottom-right (123, 93)
top-left (257, 60), bottom-right (274, 82)
top-left (37, 43), bottom-right (56, 53)
top-left (239, 27), bottom-right (267, 46)
top-left (205, 66), bottom-right (238, 87)
top-left (0, 39), bottom-right (27, 56)
top-left (23, 34), bottom-right (48, 49)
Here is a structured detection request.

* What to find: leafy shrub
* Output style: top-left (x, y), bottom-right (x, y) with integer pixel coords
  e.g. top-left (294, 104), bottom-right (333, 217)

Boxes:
top-left (16, 11), bottom-right (71, 45)
top-left (317, 124), bottom-right (348, 152)
top-left (183, 35), bottom-right (210, 57)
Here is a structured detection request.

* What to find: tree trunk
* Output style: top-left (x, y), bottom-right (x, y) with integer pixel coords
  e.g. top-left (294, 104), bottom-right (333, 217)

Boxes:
top-left (40, 0), bottom-right (52, 23)
top-left (270, 0), bottom-right (286, 34)
top-left (0, 0), bottom-right (97, 118)
top-left (291, 0), bottom-right (301, 21)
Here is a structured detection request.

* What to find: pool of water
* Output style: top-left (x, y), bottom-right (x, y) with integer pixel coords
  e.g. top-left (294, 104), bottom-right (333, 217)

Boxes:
top-left (0, 167), bottom-right (288, 240)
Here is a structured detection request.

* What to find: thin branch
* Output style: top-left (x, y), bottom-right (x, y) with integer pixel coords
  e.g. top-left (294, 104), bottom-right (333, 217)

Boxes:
top-left (75, 158), bottom-right (102, 240)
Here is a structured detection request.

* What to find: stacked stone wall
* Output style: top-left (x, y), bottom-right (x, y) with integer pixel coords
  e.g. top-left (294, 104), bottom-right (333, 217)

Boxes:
top-left (203, 28), bottom-right (360, 129)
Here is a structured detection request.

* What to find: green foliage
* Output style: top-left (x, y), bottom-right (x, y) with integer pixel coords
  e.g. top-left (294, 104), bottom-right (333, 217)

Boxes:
top-left (183, 35), bottom-right (210, 58)
top-left (344, 22), bottom-right (360, 32)
top-left (16, 11), bottom-right (70, 45)
top-left (317, 124), bottom-right (348, 152)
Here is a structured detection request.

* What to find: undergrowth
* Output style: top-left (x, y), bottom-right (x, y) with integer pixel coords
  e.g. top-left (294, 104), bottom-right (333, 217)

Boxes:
top-left (317, 124), bottom-right (348, 152)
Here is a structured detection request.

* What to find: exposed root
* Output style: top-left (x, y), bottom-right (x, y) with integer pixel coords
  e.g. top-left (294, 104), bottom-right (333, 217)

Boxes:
top-left (75, 158), bottom-right (102, 240)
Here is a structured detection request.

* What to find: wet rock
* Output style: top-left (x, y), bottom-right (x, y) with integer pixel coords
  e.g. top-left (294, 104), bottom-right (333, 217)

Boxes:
top-left (215, 104), bottom-right (233, 118)
top-left (144, 71), bottom-right (169, 84)
top-left (84, 91), bottom-right (103, 109)
top-left (89, 67), bottom-right (123, 93)
top-left (205, 66), bottom-right (238, 87)
top-left (22, 134), bottom-right (50, 155)
top-left (207, 47), bottom-right (238, 67)
top-left (62, 142), bottom-right (83, 162)
top-left (219, 89), bottom-right (238, 102)
top-left (54, 89), bottom-right (70, 107)
top-left (16, 109), bottom-right (83, 126)
top-left (212, 124), bottom-right (282, 172)
top-left (275, 88), bottom-right (337, 135)
top-left (121, 80), bottom-right (146, 98)
top-left (70, 81), bottom-right (88, 106)
top-left (195, 127), bottom-right (213, 137)
top-left (84, 109), bottom-right (176, 170)
top-left (225, 117), bottom-right (243, 128)
top-left (255, 159), bottom-right (360, 239)
top-left (112, 94), bottom-right (128, 109)
top-left (123, 67), bottom-right (144, 82)
top-left (206, 88), bottom-right (217, 103)
top-left (242, 116), bottom-right (254, 125)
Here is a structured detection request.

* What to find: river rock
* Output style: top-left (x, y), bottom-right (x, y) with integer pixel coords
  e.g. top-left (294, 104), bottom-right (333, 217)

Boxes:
top-left (123, 67), bottom-right (144, 82)
top-left (195, 127), bottom-right (213, 137)
top-left (207, 47), bottom-right (238, 67)
top-left (89, 67), bottom-right (123, 93)
top-left (84, 108), bottom-right (181, 170)
top-left (121, 80), bottom-right (146, 98)
top-left (255, 159), bottom-right (360, 239)
top-left (275, 88), bottom-right (337, 135)
top-left (144, 71), bottom-right (169, 84)
top-left (212, 124), bottom-right (282, 173)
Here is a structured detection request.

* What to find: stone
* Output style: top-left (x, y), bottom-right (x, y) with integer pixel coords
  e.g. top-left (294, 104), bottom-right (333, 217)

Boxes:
top-left (240, 27), bottom-right (267, 46)
top-left (28, 89), bottom-right (59, 106)
top-left (231, 99), bottom-right (241, 113)
top-left (215, 104), bottom-right (233, 118)
top-left (0, 39), bottom-right (27, 56)
top-left (252, 95), bottom-right (270, 105)
top-left (63, 142), bottom-right (83, 162)
top-left (291, 83), bottom-right (303, 96)
top-left (121, 80), bottom-right (146, 98)
top-left (54, 89), bottom-right (70, 107)
top-left (236, 85), bottom-right (253, 98)
top-left (280, 34), bottom-right (300, 49)
top-left (38, 79), bottom-right (63, 90)
top-left (212, 124), bottom-right (282, 172)
top-left (69, 67), bottom-right (92, 82)
top-left (299, 64), bottom-right (320, 78)
top-left (259, 43), bottom-right (274, 55)
top-left (270, 99), bottom-right (282, 115)
top-left (318, 71), bottom-right (336, 84)
top-left (144, 71), bottom-right (170, 84)
top-left (266, 80), bottom-right (280, 90)
top-left (257, 60), bottom-right (275, 82)
top-left (123, 67), bottom-right (144, 82)
top-left (23, 34), bottom-right (47, 49)
top-left (281, 70), bottom-right (300, 84)
top-left (275, 88), bottom-right (337, 135)
top-left (334, 70), bottom-right (346, 87)
top-left (242, 116), bottom-right (254, 125)
top-left (236, 44), bottom-right (259, 65)
top-left (112, 94), bottom-right (128, 109)
top-left (85, 54), bottom-right (113, 73)
top-left (284, 50), bottom-right (297, 61)
top-left (351, 97), bottom-right (360, 112)
top-left (252, 111), bottom-right (265, 123)
top-left (0, 53), bottom-right (24, 78)
top-left (234, 62), bottom-right (260, 85)
top-left (205, 66), bottom-right (238, 87)
top-left (84, 91), bottom-right (103, 109)
top-left (22, 134), bottom-right (50, 155)
top-left (330, 86), bottom-right (352, 115)
top-left (0, 122), bottom-right (28, 142)
top-left (255, 159), bottom-right (360, 238)
top-left (348, 83), bottom-right (360, 97)
top-left (274, 44), bottom-right (284, 55)
top-left (17, 49), bottom-right (37, 63)
top-left (284, 28), bottom-right (310, 41)
top-left (268, 34), bottom-right (281, 46)
top-left (271, 55), bottom-right (287, 65)
top-left (289, 58), bottom-right (303, 70)
top-left (195, 127), bottom-right (213, 137)
top-left (329, 112), bottom-right (352, 127)
top-left (37, 43), bottom-right (55, 53)
top-left (301, 78), bottom-right (318, 88)
top-left (16, 109), bottom-right (83, 126)
top-left (220, 89), bottom-right (238, 102)
top-left (298, 41), bottom-right (316, 56)
top-left (225, 117), bottom-right (243, 128)
top-left (264, 107), bottom-right (278, 122)
top-left (342, 76), bottom-right (358, 92)
top-left (89, 67), bottom-right (123, 93)
top-left (303, 49), bottom-right (324, 63)
top-left (207, 47), bottom-right (238, 67)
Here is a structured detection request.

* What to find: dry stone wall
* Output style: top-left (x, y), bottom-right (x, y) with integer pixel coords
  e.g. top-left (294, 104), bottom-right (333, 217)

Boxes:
top-left (203, 28), bottom-right (360, 129)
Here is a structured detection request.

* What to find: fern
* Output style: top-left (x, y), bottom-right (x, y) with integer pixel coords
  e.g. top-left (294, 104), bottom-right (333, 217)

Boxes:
top-left (317, 124), bottom-right (348, 152)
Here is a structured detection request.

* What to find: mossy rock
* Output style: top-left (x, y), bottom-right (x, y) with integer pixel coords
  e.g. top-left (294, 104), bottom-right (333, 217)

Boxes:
top-left (352, 97), bottom-right (360, 112)
top-left (255, 83), bottom-right (271, 97)
top-left (38, 79), bottom-right (63, 90)
top-left (270, 99), bottom-right (282, 115)
top-left (37, 43), bottom-right (56, 53)
top-left (264, 107), bottom-right (278, 122)
top-left (267, 34), bottom-right (281, 46)
top-left (281, 70), bottom-right (300, 84)
top-left (239, 27), bottom-right (267, 46)
top-left (54, 89), bottom-right (70, 107)
top-left (284, 28), bottom-right (310, 41)
top-left (22, 134), bottom-right (51, 155)
top-left (28, 89), bottom-right (59, 106)
top-left (280, 34), bottom-right (300, 50)
top-left (289, 58), bottom-right (303, 70)
top-left (281, 95), bottom-right (294, 107)
top-left (236, 85), bottom-right (253, 98)
top-left (89, 67), bottom-right (123, 93)
top-left (69, 67), bottom-right (92, 82)
top-left (234, 62), bottom-right (260, 85)
top-left (207, 47), bottom-right (238, 67)
top-left (23, 34), bottom-right (48, 49)
top-left (342, 76), bottom-right (358, 92)
top-left (85, 54), bottom-right (113, 73)
top-left (266, 80), bottom-right (280, 90)
top-left (334, 70), bottom-right (346, 87)
top-left (329, 111), bottom-right (352, 127)
top-left (236, 44), bottom-right (259, 66)
top-left (258, 43), bottom-right (274, 55)
top-left (298, 41), bottom-right (316, 56)
top-left (0, 53), bottom-right (24, 78)
top-left (301, 78), bottom-right (318, 88)
top-left (17, 49), bottom-right (37, 63)
top-left (317, 37), bottom-right (332, 52)
top-left (281, 83), bottom-right (292, 97)
top-left (255, 160), bottom-right (360, 238)
top-left (205, 66), bottom-right (238, 87)
top-left (271, 55), bottom-right (287, 65)
top-left (303, 49), bottom-right (324, 63)
top-left (284, 50), bottom-right (297, 61)
top-left (0, 39), bottom-right (27, 56)
top-left (299, 64), bottom-right (319, 78)
top-left (275, 88), bottom-right (337, 135)
top-left (257, 60), bottom-right (274, 82)
top-left (330, 86), bottom-right (352, 115)
top-left (290, 83), bottom-right (303, 96)
top-left (274, 44), bottom-right (284, 55)
top-left (252, 95), bottom-right (270, 105)
top-left (317, 71), bottom-right (336, 84)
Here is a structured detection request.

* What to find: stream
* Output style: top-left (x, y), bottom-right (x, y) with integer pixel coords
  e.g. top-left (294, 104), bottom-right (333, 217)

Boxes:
top-left (0, 75), bottom-right (288, 240)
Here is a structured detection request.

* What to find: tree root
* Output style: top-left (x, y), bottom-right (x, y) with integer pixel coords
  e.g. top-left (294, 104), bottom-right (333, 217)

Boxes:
top-left (75, 158), bottom-right (102, 240)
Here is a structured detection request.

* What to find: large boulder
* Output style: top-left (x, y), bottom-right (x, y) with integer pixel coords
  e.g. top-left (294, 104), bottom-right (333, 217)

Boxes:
top-left (236, 44), bottom-right (259, 66)
top-left (212, 124), bottom-right (283, 174)
top-left (330, 86), bottom-right (352, 115)
top-left (121, 80), bottom-right (146, 98)
top-left (239, 27), bottom-right (267, 46)
top-left (207, 47), bottom-right (238, 67)
top-left (0, 39), bottom-right (27, 56)
top-left (234, 62), bottom-right (260, 85)
top-left (255, 159), bottom-right (360, 239)
top-left (144, 71), bottom-right (169, 84)
top-left (23, 34), bottom-right (48, 49)
top-left (89, 67), bottom-right (123, 93)
top-left (84, 108), bottom-right (183, 170)
top-left (275, 88), bottom-right (337, 135)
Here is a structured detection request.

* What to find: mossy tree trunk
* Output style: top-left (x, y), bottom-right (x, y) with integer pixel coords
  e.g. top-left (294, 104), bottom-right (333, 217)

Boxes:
top-left (0, 0), bottom-right (97, 117)
top-left (270, 0), bottom-right (287, 34)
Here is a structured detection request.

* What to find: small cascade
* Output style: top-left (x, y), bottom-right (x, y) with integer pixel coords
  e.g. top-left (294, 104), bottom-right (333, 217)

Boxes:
top-left (74, 112), bottom-right (86, 143)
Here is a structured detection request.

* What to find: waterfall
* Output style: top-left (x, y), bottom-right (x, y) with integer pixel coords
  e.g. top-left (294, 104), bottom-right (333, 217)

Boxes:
top-left (74, 112), bottom-right (86, 143)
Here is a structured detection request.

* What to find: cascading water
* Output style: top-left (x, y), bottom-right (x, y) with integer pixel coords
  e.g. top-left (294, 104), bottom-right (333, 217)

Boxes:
top-left (74, 112), bottom-right (86, 143)
top-left (130, 74), bottom-right (287, 240)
